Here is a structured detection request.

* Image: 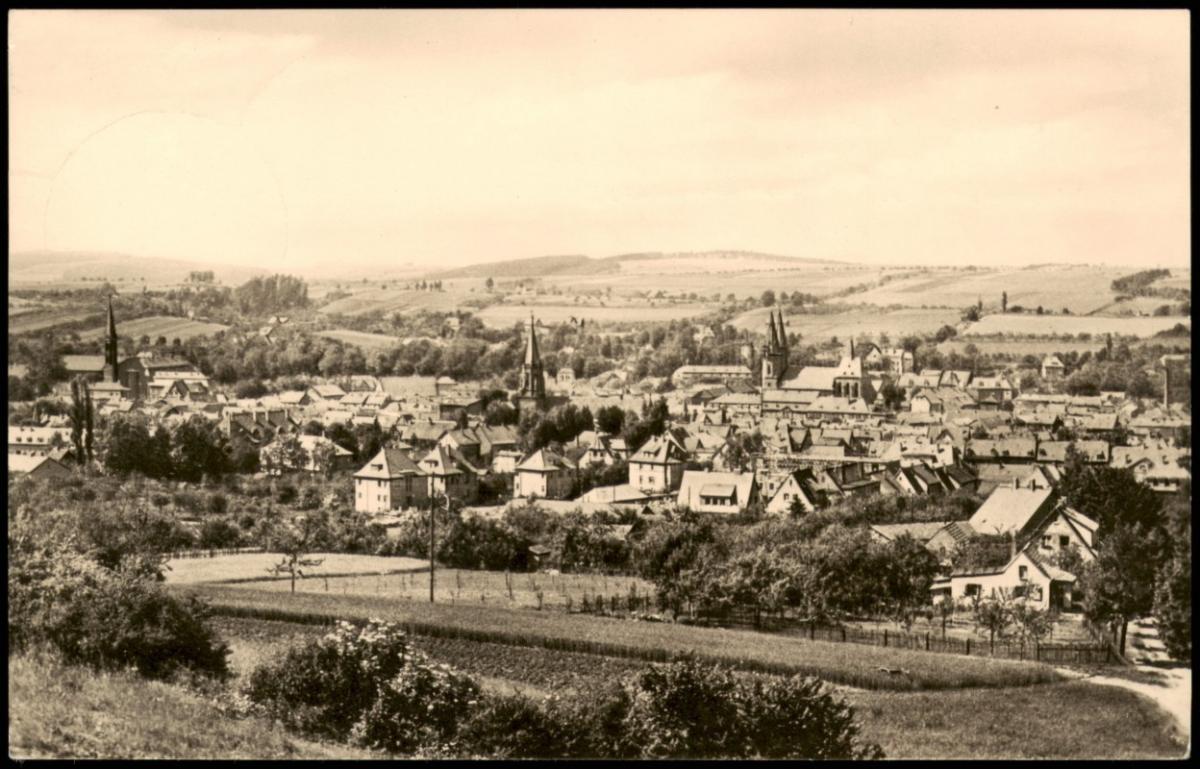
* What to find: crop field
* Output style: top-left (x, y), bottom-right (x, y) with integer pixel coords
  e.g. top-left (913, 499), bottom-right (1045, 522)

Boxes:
top-left (316, 328), bottom-right (404, 351)
top-left (318, 287), bottom-right (471, 317)
top-left (963, 315), bottom-right (1189, 339)
top-left (181, 584), bottom-right (1061, 691)
top-left (850, 265), bottom-right (1127, 315)
top-left (163, 552), bottom-right (429, 585)
top-left (8, 307), bottom-right (104, 334)
top-left (730, 306), bottom-right (960, 341)
top-left (937, 338), bottom-right (1104, 357)
top-left (77, 315), bottom-right (229, 342)
top-left (539, 265), bottom-right (889, 300)
top-left (233, 568), bottom-right (655, 611)
top-left (475, 302), bottom-right (715, 328)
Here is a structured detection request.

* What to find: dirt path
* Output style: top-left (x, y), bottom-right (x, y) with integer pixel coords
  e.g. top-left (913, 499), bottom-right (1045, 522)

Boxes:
top-left (1058, 618), bottom-right (1191, 750)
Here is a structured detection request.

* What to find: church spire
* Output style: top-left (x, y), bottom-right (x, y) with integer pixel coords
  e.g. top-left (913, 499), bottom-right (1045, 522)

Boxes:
top-left (524, 312), bottom-right (541, 366)
top-left (518, 312), bottom-right (546, 407)
top-left (766, 310), bottom-right (779, 351)
top-left (104, 294), bottom-right (120, 383)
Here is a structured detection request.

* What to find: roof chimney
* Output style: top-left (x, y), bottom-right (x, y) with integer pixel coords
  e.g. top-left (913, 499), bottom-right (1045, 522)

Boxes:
top-left (1012, 478), bottom-right (1020, 489)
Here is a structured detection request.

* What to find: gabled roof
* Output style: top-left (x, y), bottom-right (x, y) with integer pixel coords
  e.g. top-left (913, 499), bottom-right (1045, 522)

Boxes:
top-left (355, 447), bottom-right (425, 480)
top-left (515, 448), bottom-right (577, 473)
top-left (967, 485), bottom-right (1058, 537)
top-left (630, 434), bottom-right (688, 465)
top-left (870, 522), bottom-right (949, 543)
top-left (677, 470), bottom-right (756, 510)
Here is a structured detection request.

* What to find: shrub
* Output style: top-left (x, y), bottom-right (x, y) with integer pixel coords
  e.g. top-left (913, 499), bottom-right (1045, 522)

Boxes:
top-left (245, 619), bottom-right (479, 752)
top-left (456, 694), bottom-right (567, 758)
top-left (8, 549), bottom-right (229, 681)
top-left (198, 518), bottom-right (243, 549)
top-left (738, 674), bottom-right (882, 759)
top-left (208, 493), bottom-right (229, 515)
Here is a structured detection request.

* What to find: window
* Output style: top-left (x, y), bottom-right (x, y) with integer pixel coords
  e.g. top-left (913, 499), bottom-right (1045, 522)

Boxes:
top-left (1059, 535), bottom-right (1070, 548)
top-left (1018, 565), bottom-right (1028, 580)
top-left (1042, 535), bottom-right (1052, 549)
top-left (964, 584), bottom-right (981, 597)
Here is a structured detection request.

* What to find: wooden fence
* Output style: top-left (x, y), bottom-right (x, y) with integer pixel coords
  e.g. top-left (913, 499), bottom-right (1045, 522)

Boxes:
top-left (568, 597), bottom-right (1116, 665)
top-left (164, 546), bottom-right (265, 560)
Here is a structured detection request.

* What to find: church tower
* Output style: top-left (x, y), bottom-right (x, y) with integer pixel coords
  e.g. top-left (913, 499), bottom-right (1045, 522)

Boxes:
top-left (517, 313), bottom-right (546, 410)
top-left (103, 295), bottom-right (120, 383)
top-left (761, 309), bottom-right (789, 390)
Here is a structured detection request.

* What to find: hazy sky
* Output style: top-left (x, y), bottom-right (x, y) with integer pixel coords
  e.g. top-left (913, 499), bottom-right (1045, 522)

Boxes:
top-left (8, 9), bottom-right (1190, 272)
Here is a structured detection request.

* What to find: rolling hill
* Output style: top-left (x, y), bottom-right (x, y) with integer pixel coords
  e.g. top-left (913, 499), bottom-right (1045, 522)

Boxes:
top-left (426, 250), bottom-right (847, 279)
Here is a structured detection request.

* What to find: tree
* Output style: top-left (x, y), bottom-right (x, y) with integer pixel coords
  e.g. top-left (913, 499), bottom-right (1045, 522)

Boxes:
top-left (1009, 600), bottom-right (1051, 651)
top-left (1154, 530), bottom-right (1191, 661)
top-left (171, 417), bottom-right (232, 483)
top-left (266, 516), bottom-right (326, 594)
top-left (1001, 291), bottom-right (1008, 313)
top-left (596, 405), bottom-right (625, 435)
top-left (262, 433), bottom-right (307, 475)
top-left (68, 377), bottom-right (93, 466)
top-left (1079, 522), bottom-right (1161, 656)
top-left (934, 325), bottom-right (958, 342)
top-left (878, 381), bottom-right (903, 411)
top-left (485, 277), bottom-right (495, 291)
top-left (973, 594), bottom-right (1011, 653)
top-left (761, 290), bottom-right (776, 307)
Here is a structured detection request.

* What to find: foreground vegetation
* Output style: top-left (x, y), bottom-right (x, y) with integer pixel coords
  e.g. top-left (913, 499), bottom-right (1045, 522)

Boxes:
top-left (182, 584), bottom-right (1061, 691)
top-left (213, 615), bottom-right (1184, 760)
top-left (8, 652), bottom-right (376, 760)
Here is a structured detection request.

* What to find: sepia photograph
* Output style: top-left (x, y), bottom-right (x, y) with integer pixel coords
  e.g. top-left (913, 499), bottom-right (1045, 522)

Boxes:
top-left (6, 8), bottom-right (1191, 760)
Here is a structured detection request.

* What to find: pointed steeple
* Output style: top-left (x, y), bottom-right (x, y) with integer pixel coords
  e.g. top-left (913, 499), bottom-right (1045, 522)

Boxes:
top-left (524, 312), bottom-right (541, 366)
top-left (104, 294), bottom-right (120, 383)
top-left (776, 310), bottom-right (788, 353)
top-left (519, 313), bottom-right (546, 406)
top-left (766, 310), bottom-right (779, 351)
top-left (106, 294), bottom-right (118, 342)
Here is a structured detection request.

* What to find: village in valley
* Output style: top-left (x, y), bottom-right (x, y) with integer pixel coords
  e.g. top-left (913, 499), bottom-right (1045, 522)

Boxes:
top-left (7, 8), bottom-right (1190, 763)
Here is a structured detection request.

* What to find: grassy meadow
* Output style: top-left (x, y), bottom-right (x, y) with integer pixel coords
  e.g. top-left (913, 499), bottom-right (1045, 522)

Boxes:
top-left (7, 652), bottom-right (377, 760)
top-left (964, 314), bottom-right (1188, 338)
top-left (730, 306), bottom-right (961, 340)
top-left (475, 302), bottom-right (715, 328)
top-left (234, 568), bottom-right (655, 611)
top-left (163, 552), bottom-right (429, 585)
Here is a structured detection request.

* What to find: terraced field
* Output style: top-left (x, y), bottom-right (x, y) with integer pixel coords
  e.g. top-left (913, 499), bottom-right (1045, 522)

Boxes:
top-left (316, 328), bottom-right (404, 351)
top-left (963, 315), bottom-right (1189, 339)
top-left (476, 302), bottom-right (715, 328)
top-left (77, 315), bottom-right (229, 342)
top-left (8, 307), bottom-right (104, 334)
top-left (538, 265), bottom-right (888, 300)
top-left (731, 306), bottom-right (960, 341)
top-left (852, 265), bottom-right (1127, 315)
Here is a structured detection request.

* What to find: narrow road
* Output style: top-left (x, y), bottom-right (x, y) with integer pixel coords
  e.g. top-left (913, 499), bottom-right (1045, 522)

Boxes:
top-left (1058, 618), bottom-right (1190, 752)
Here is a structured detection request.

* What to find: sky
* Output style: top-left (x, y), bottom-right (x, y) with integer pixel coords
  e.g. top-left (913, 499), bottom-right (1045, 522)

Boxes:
top-left (8, 9), bottom-right (1190, 273)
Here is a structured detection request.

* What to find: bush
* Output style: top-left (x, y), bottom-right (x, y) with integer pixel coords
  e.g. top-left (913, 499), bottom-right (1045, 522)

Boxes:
top-left (8, 549), bottom-right (230, 681)
top-left (245, 619), bottom-right (479, 752)
top-left (198, 518), bottom-right (243, 549)
top-left (461, 659), bottom-right (880, 759)
top-left (208, 493), bottom-right (229, 515)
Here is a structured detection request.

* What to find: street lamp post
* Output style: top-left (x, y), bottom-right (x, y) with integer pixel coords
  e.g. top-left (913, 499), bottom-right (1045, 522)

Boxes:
top-left (429, 492), bottom-right (450, 604)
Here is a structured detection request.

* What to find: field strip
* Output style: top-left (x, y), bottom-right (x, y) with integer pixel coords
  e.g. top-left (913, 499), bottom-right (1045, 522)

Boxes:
top-left (177, 584), bottom-right (1061, 692)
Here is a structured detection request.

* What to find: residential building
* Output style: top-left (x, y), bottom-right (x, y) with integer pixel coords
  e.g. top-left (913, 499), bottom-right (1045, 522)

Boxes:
top-left (354, 448), bottom-right (429, 513)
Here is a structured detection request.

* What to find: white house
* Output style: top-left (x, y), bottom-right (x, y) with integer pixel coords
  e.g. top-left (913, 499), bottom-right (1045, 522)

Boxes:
top-left (513, 448), bottom-right (577, 500)
top-left (676, 470), bottom-right (758, 515)
top-left (353, 448), bottom-right (429, 513)
top-left (628, 434), bottom-right (689, 493)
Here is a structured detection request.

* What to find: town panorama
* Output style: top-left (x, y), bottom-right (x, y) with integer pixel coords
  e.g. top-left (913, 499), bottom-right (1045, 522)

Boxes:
top-left (7, 8), bottom-right (1191, 762)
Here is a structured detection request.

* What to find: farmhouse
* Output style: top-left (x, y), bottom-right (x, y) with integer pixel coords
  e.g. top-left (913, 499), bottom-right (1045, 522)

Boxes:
top-left (1041, 355), bottom-right (1065, 379)
top-left (931, 547), bottom-right (1077, 611)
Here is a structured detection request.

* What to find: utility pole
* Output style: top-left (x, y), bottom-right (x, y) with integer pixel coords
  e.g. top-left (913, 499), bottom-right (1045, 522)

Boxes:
top-left (429, 494), bottom-right (436, 603)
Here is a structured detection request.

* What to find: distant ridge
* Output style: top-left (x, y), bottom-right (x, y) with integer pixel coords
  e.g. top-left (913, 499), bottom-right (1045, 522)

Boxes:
top-left (426, 250), bottom-right (847, 279)
top-left (9, 251), bottom-right (269, 286)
